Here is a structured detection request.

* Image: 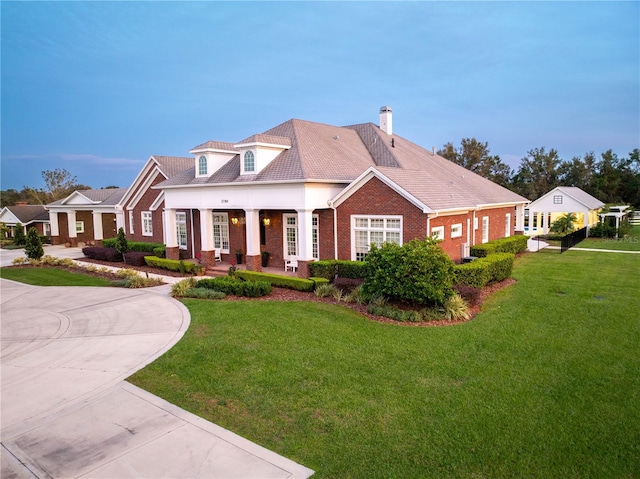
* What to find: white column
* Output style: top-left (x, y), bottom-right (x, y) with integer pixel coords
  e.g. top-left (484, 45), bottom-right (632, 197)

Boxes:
top-left (515, 204), bottom-right (525, 232)
top-left (542, 211), bottom-right (548, 235)
top-left (527, 209), bottom-right (533, 234)
top-left (164, 209), bottom-right (177, 247)
top-left (199, 209), bottom-right (214, 251)
top-left (297, 209), bottom-right (314, 261)
top-left (115, 210), bottom-right (125, 233)
top-left (244, 209), bottom-right (260, 256)
top-left (49, 211), bottom-right (60, 237)
top-left (67, 211), bottom-right (77, 240)
top-left (92, 212), bottom-right (104, 240)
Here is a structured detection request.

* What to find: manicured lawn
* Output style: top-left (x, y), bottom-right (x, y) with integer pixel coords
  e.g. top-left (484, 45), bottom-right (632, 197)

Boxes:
top-left (129, 251), bottom-right (640, 478)
top-left (579, 225), bottom-right (640, 251)
top-left (0, 267), bottom-right (112, 286)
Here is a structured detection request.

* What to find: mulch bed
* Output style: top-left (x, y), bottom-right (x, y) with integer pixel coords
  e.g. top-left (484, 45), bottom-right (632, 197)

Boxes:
top-left (10, 257), bottom-right (517, 327)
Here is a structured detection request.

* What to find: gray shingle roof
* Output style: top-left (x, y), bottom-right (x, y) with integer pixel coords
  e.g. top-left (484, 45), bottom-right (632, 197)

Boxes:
top-left (156, 117), bottom-right (528, 209)
top-left (4, 205), bottom-right (49, 223)
top-left (152, 156), bottom-right (194, 179)
top-left (189, 141), bottom-right (237, 152)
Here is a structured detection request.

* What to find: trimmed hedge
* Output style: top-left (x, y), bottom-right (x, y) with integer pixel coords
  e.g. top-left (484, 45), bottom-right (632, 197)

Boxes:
top-left (235, 270), bottom-right (315, 292)
top-left (309, 277), bottom-right (330, 288)
top-left (103, 238), bottom-right (165, 254)
top-left (309, 260), bottom-right (367, 280)
top-left (196, 277), bottom-right (272, 297)
top-left (123, 251), bottom-right (154, 267)
top-left (470, 235), bottom-right (529, 257)
top-left (82, 246), bottom-right (123, 262)
top-left (144, 256), bottom-right (196, 274)
top-left (454, 252), bottom-right (515, 288)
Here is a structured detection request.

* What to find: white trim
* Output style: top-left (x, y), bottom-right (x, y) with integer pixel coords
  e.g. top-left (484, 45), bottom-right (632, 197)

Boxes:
top-left (482, 216), bottom-right (490, 243)
top-left (142, 211), bottom-right (153, 236)
top-left (351, 214), bottom-right (403, 261)
top-left (128, 210), bottom-right (134, 234)
top-left (149, 191), bottom-right (165, 211)
top-left (127, 169), bottom-right (162, 210)
top-left (450, 223), bottom-right (462, 238)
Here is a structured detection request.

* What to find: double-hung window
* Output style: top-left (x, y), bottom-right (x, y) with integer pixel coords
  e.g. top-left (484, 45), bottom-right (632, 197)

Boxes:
top-left (482, 216), bottom-right (490, 243)
top-left (212, 213), bottom-right (230, 253)
top-left (142, 211), bottom-right (153, 236)
top-left (129, 210), bottom-right (134, 234)
top-left (198, 156), bottom-right (208, 176)
top-left (505, 213), bottom-right (511, 237)
top-left (352, 215), bottom-right (402, 261)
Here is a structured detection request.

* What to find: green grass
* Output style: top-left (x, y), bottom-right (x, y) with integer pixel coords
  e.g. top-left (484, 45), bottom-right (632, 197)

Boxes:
top-left (129, 250), bottom-right (640, 478)
top-left (0, 266), bottom-right (112, 286)
top-left (578, 225), bottom-right (640, 251)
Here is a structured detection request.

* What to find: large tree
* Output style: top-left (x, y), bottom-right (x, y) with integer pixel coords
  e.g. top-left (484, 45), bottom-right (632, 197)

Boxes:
top-left (439, 138), bottom-right (512, 187)
top-left (25, 169), bottom-right (89, 204)
top-left (511, 147), bottom-right (562, 200)
top-left (558, 152), bottom-right (597, 194)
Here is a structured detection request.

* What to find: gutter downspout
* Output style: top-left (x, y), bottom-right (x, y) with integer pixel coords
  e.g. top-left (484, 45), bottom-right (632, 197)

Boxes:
top-left (329, 201), bottom-right (338, 259)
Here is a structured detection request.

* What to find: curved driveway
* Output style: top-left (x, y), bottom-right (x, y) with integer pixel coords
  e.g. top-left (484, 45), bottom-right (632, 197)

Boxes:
top-left (1, 279), bottom-right (313, 478)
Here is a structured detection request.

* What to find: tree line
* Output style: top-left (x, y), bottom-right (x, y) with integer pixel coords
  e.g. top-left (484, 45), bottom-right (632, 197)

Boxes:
top-left (439, 139), bottom-right (640, 207)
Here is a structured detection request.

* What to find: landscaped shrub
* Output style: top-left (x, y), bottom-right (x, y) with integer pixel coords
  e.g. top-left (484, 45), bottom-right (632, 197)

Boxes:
top-left (315, 283), bottom-right (339, 298)
top-left (588, 222), bottom-right (616, 238)
top-left (115, 227), bottom-right (128, 255)
top-left (454, 284), bottom-right (482, 307)
top-left (82, 246), bottom-right (123, 262)
top-left (469, 243), bottom-right (497, 258)
top-left (482, 252), bottom-right (515, 283)
top-left (366, 304), bottom-right (423, 323)
top-left (103, 238), bottom-right (165, 254)
top-left (362, 237), bottom-right (456, 306)
top-left (470, 235), bottom-right (528, 257)
top-left (153, 245), bottom-right (166, 258)
top-left (196, 277), bottom-right (271, 297)
top-left (24, 227), bottom-right (44, 260)
top-left (309, 277), bottom-right (330, 289)
top-left (181, 288), bottom-right (227, 300)
top-left (309, 260), bottom-right (367, 280)
top-left (171, 278), bottom-right (197, 297)
top-left (234, 270), bottom-right (315, 292)
top-left (13, 224), bottom-right (25, 246)
top-left (454, 253), bottom-right (514, 287)
top-left (333, 277), bottom-right (364, 292)
top-left (123, 251), bottom-right (154, 266)
top-left (443, 294), bottom-right (471, 321)
top-left (144, 256), bottom-right (196, 273)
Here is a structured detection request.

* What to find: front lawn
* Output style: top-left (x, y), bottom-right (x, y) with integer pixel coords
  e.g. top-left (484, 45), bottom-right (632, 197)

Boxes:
top-left (0, 266), bottom-right (112, 286)
top-left (579, 224), bottom-right (640, 251)
top-left (129, 250), bottom-right (640, 478)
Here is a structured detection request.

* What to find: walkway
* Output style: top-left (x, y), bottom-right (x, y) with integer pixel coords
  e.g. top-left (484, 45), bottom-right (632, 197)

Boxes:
top-left (1, 246), bottom-right (314, 478)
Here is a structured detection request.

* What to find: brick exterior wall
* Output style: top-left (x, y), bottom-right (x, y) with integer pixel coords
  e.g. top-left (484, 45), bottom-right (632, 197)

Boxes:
top-left (122, 169), bottom-right (167, 244)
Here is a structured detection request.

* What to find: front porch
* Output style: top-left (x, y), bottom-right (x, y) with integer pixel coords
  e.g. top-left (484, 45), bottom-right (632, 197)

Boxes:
top-left (200, 258), bottom-right (300, 278)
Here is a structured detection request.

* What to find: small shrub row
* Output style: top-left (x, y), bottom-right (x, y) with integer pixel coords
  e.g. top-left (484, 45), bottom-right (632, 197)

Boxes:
top-left (367, 304), bottom-right (423, 323)
top-left (454, 252), bottom-right (515, 288)
top-left (102, 238), bottom-right (166, 255)
top-left (123, 251), bottom-right (154, 266)
top-left (196, 277), bottom-right (272, 297)
top-left (181, 288), bottom-right (227, 300)
top-left (82, 246), bottom-right (123, 262)
top-left (309, 260), bottom-right (367, 280)
top-left (144, 256), bottom-right (196, 274)
top-left (234, 270), bottom-right (315, 292)
top-left (470, 235), bottom-right (529, 257)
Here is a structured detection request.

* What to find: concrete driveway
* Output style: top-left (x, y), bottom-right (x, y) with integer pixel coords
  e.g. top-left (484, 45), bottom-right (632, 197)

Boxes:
top-left (1, 277), bottom-right (313, 478)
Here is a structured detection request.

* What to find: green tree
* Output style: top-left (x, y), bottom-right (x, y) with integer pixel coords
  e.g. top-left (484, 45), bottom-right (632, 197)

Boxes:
top-left (0, 189), bottom-right (22, 208)
top-left (25, 168), bottom-right (89, 204)
top-left (362, 237), bottom-right (455, 306)
top-left (558, 152), bottom-right (597, 194)
top-left (511, 147), bottom-right (561, 200)
top-left (13, 223), bottom-right (26, 246)
top-left (115, 227), bottom-right (128, 257)
top-left (550, 213), bottom-right (577, 236)
top-left (439, 138), bottom-right (513, 187)
top-left (24, 227), bottom-right (44, 259)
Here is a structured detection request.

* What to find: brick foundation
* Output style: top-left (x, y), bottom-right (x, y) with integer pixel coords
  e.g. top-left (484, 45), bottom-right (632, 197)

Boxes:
top-left (201, 250), bottom-right (217, 268)
top-left (245, 254), bottom-right (262, 272)
top-left (296, 260), bottom-right (312, 278)
top-left (166, 247), bottom-right (180, 261)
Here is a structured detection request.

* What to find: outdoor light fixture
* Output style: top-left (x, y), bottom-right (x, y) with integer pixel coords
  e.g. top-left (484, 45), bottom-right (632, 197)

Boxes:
top-left (231, 217), bottom-right (239, 225)
top-left (262, 217), bottom-right (271, 227)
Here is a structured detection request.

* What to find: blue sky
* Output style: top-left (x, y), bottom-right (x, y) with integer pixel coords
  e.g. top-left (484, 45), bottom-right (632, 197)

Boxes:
top-left (2, 1), bottom-right (638, 191)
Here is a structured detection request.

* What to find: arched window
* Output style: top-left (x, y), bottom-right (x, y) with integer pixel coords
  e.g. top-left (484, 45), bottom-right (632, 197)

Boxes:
top-left (244, 151), bottom-right (255, 172)
top-left (198, 156), bottom-right (207, 175)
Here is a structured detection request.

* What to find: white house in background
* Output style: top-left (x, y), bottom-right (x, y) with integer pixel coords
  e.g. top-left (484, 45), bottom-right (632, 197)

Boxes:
top-left (0, 203), bottom-right (50, 238)
top-left (524, 186), bottom-right (604, 236)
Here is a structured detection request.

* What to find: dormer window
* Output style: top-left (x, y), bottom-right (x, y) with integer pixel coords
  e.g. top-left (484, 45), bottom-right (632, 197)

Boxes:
top-left (244, 151), bottom-right (255, 173)
top-left (198, 156), bottom-right (207, 175)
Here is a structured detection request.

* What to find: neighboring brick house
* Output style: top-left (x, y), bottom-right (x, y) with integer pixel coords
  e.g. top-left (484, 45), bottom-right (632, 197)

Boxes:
top-left (119, 155), bottom-right (193, 246)
top-left (46, 189), bottom-right (127, 246)
top-left (149, 107), bottom-right (528, 276)
top-left (0, 203), bottom-right (50, 238)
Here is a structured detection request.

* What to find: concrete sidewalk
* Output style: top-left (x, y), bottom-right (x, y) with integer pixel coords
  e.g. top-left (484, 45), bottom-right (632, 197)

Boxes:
top-left (1, 249), bottom-right (314, 478)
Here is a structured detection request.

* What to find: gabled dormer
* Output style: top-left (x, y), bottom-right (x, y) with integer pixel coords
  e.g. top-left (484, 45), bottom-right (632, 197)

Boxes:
top-left (234, 134), bottom-right (292, 175)
top-left (189, 141), bottom-right (238, 178)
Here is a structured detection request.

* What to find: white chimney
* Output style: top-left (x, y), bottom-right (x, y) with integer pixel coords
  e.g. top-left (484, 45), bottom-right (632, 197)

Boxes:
top-left (379, 106), bottom-right (392, 135)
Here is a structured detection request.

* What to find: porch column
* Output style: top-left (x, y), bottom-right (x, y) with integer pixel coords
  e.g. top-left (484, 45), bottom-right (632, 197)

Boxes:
top-left (67, 210), bottom-right (78, 246)
top-left (244, 209), bottom-right (261, 271)
top-left (199, 209), bottom-right (216, 267)
top-left (164, 209), bottom-right (179, 260)
top-left (515, 204), bottom-right (525, 233)
top-left (92, 212), bottom-right (104, 242)
top-left (115, 209), bottom-right (125, 233)
top-left (49, 211), bottom-right (60, 239)
top-left (542, 211), bottom-right (548, 235)
top-left (296, 209), bottom-right (314, 278)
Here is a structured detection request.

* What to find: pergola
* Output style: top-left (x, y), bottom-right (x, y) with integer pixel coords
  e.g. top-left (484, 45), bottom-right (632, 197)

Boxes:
top-left (598, 205), bottom-right (631, 236)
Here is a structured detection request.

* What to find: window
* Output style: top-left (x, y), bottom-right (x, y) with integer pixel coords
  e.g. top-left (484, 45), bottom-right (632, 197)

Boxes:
top-left (212, 213), bottom-right (230, 253)
top-left (505, 213), bottom-right (511, 237)
top-left (142, 211), bottom-right (153, 236)
top-left (284, 214), bottom-right (297, 258)
top-left (451, 223), bottom-right (462, 238)
top-left (352, 216), bottom-right (402, 261)
top-left (198, 155), bottom-right (207, 175)
top-left (176, 212), bottom-right (187, 249)
top-left (553, 195), bottom-right (563, 204)
top-left (482, 216), bottom-right (489, 243)
top-left (474, 217), bottom-right (479, 230)
top-left (312, 215), bottom-right (319, 260)
top-left (128, 211), bottom-right (134, 234)
top-left (431, 226), bottom-right (445, 240)
top-left (244, 151), bottom-right (255, 172)
top-left (76, 221), bottom-right (84, 233)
